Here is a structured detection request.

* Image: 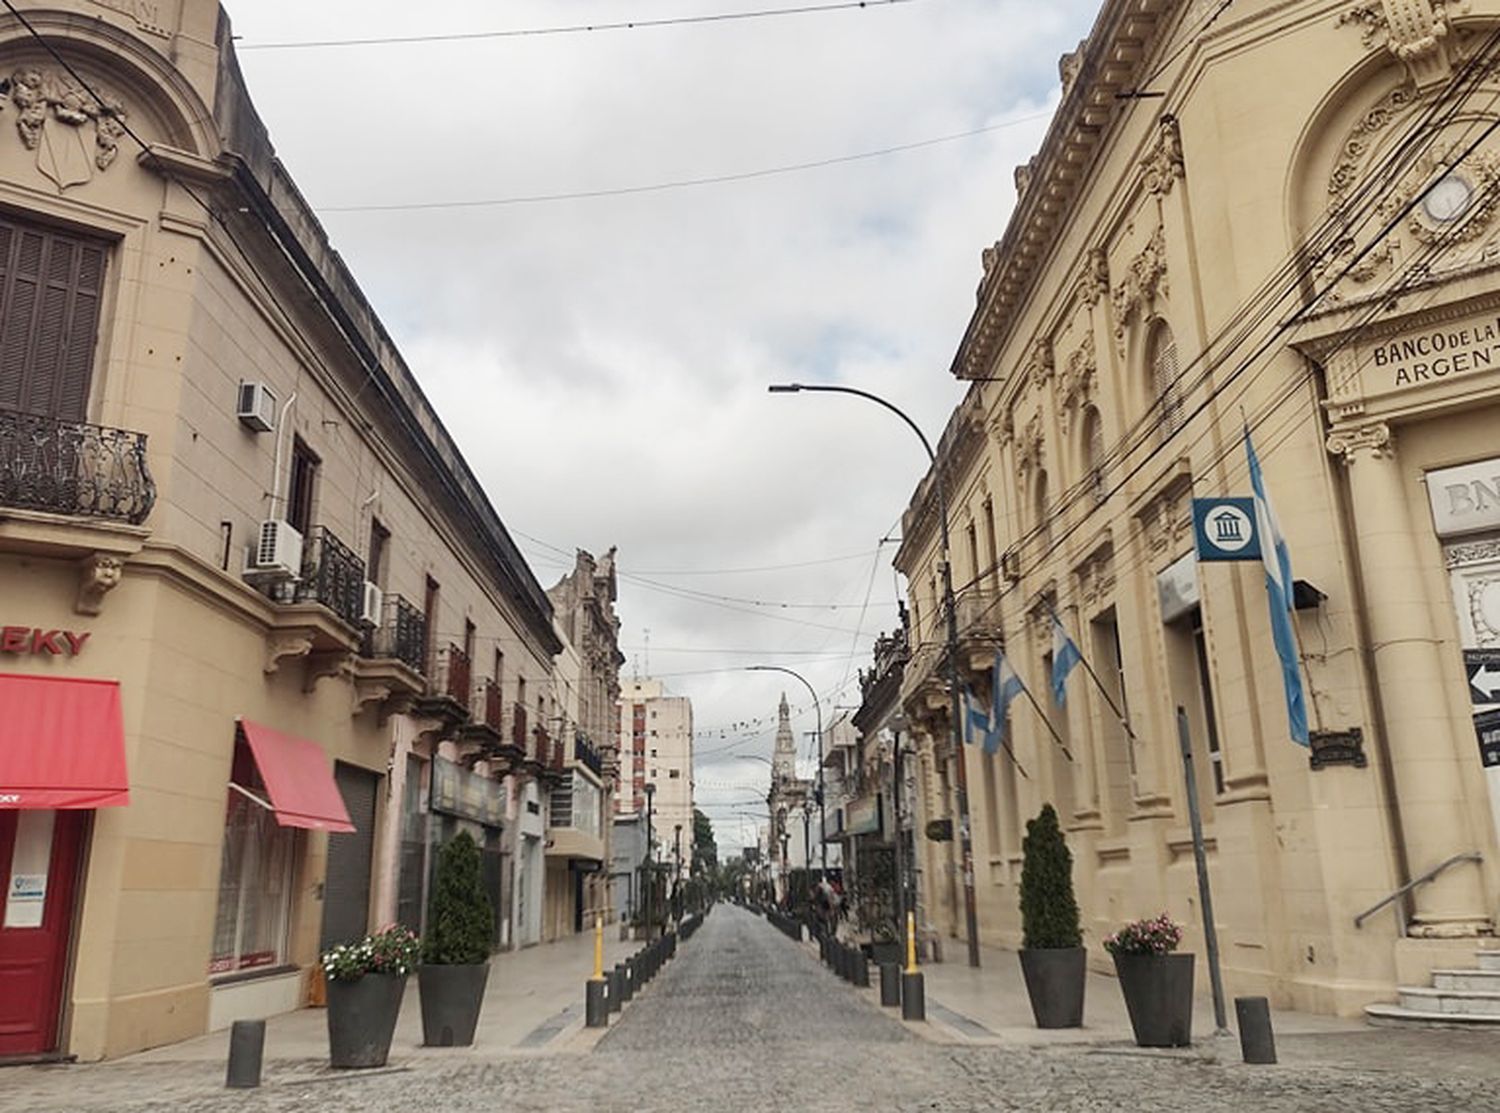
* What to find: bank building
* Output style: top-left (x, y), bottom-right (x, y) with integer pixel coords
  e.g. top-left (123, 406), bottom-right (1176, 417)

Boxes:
top-left (889, 0), bottom-right (1500, 1023)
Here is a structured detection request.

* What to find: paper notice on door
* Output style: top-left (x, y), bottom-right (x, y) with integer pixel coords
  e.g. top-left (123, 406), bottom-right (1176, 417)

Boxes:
top-left (5, 873), bottom-right (47, 928)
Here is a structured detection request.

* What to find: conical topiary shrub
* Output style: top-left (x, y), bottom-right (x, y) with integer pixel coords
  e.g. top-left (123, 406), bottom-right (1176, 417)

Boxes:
top-left (1020, 803), bottom-right (1081, 949)
top-left (1017, 803), bottom-right (1086, 1028)
top-left (418, 830), bottom-right (492, 1046)
top-left (425, 830), bottom-right (492, 965)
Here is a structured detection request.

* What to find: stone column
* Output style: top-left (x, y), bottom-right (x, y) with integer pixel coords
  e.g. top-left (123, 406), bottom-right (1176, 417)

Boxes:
top-left (1328, 421), bottom-right (1488, 930)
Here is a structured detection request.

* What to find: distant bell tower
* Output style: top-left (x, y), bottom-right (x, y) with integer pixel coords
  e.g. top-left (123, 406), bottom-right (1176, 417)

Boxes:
top-left (772, 692), bottom-right (797, 783)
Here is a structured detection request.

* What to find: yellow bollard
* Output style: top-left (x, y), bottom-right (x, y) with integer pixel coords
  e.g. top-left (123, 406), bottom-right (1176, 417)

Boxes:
top-left (905, 910), bottom-right (918, 974)
top-left (593, 912), bottom-right (605, 981)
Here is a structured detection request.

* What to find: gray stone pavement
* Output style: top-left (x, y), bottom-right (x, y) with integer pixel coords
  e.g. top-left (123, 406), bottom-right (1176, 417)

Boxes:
top-left (3, 904), bottom-right (1499, 1112)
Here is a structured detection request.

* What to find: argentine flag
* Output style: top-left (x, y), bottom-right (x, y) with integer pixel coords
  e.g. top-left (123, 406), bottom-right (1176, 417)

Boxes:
top-left (964, 689), bottom-right (1000, 754)
top-left (993, 650), bottom-right (1026, 750)
top-left (1050, 614), bottom-right (1082, 706)
top-left (1246, 427), bottom-right (1310, 746)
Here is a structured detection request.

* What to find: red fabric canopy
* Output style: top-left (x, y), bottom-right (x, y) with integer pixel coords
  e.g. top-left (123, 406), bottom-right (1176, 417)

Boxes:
top-left (0, 673), bottom-right (129, 809)
top-left (237, 720), bottom-right (354, 833)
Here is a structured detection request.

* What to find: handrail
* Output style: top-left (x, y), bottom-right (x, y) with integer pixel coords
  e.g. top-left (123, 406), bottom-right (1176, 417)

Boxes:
top-left (1353, 851), bottom-right (1482, 930)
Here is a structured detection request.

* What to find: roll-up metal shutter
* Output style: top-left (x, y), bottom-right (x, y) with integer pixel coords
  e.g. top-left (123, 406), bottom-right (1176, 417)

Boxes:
top-left (320, 762), bottom-right (379, 950)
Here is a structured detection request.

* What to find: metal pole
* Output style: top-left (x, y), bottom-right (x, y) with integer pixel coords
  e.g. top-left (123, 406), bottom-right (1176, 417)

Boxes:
top-left (645, 785), bottom-right (655, 943)
top-left (892, 730), bottom-right (908, 952)
top-left (767, 382), bottom-right (980, 967)
top-left (1175, 706), bottom-right (1229, 1034)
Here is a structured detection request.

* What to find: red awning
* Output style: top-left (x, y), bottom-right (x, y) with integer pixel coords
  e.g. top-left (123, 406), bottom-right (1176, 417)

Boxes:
top-left (0, 673), bottom-right (129, 809)
top-left (237, 720), bottom-right (354, 833)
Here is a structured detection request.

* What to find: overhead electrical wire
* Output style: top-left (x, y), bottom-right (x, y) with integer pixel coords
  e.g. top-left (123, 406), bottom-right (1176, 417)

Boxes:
top-left (237, 0), bottom-right (926, 51)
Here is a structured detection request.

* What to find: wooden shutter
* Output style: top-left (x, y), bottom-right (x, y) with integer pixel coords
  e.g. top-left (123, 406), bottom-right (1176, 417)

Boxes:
top-left (0, 216), bottom-right (107, 422)
top-left (1150, 323), bottom-right (1183, 437)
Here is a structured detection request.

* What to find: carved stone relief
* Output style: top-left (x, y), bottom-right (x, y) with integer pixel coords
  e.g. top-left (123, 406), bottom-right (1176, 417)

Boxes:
top-left (75, 554), bottom-right (123, 616)
top-left (1060, 42), bottom-right (1085, 96)
top-left (85, 0), bottom-right (171, 37)
top-left (4, 68), bottom-right (129, 192)
top-left (1111, 225), bottom-right (1169, 353)
top-left (1016, 412), bottom-right (1045, 476)
top-left (1076, 542), bottom-right (1117, 613)
top-left (1337, 0), bottom-right (1468, 88)
top-left (1138, 479), bottom-right (1193, 559)
top-left (1057, 332), bottom-right (1098, 431)
top-left (1326, 420), bottom-right (1395, 462)
top-left (1141, 115), bottom-right (1185, 196)
top-left (1079, 246), bottom-right (1110, 307)
top-left (1029, 337), bottom-right (1056, 384)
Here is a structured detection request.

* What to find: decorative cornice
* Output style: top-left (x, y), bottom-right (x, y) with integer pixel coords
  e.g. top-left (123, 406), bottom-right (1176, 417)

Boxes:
top-left (950, 0), bottom-right (1178, 381)
top-left (1326, 421), bottom-right (1395, 462)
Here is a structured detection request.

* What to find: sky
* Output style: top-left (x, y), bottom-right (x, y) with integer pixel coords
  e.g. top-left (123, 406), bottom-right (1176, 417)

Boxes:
top-left (226, 0), bottom-right (1101, 853)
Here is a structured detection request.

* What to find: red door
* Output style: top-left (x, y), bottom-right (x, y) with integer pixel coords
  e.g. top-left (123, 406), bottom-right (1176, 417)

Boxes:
top-left (0, 810), bottom-right (84, 1056)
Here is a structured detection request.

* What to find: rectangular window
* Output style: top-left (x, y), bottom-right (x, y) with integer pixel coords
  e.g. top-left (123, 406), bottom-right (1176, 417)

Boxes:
top-left (367, 519), bottom-right (389, 588)
top-left (286, 438), bottom-right (319, 536)
top-left (463, 618), bottom-right (476, 664)
top-left (0, 215), bottom-right (108, 421)
top-left (209, 743), bottom-right (296, 976)
top-left (423, 576), bottom-right (440, 677)
top-left (549, 772), bottom-right (575, 829)
top-left (669, 768), bottom-right (681, 779)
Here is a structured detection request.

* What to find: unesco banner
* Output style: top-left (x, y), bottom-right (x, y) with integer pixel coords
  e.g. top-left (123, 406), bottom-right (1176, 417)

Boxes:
top-left (1192, 497), bottom-right (1263, 562)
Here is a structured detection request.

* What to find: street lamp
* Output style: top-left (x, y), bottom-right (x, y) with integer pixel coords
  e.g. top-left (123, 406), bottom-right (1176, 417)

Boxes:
top-left (769, 381), bottom-right (981, 968)
top-left (643, 780), bottom-right (656, 942)
top-left (746, 664), bottom-right (826, 879)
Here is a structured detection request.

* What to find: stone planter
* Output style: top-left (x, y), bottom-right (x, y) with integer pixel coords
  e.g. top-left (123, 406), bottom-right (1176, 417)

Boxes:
top-left (326, 972), bottom-right (406, 1068)
top-left (418, 962), bottom-right (490, 1047)
top-left (1018, 946), bottom-right (1086, 1029)
top-left (1112, 951), bottom-right (1194, 1047)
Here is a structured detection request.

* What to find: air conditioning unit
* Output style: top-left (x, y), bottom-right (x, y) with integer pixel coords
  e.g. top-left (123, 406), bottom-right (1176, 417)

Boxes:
top-left (247, 519), bottom-right (303, 579)
top-left (360, 581), bottom-right (383, 627)
top-left (236, 381), bottom-right (277, 433)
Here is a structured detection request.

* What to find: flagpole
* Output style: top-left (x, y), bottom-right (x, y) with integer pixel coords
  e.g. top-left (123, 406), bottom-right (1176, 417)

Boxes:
top-left (1043, 598), bottom-right (1144, 757)
top-left (1016, 682), bottom-right (1075, 762)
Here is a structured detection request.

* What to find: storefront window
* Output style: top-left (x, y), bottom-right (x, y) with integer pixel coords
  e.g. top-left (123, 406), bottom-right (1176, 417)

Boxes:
top-left (209, 744), bottom-right (296, 976)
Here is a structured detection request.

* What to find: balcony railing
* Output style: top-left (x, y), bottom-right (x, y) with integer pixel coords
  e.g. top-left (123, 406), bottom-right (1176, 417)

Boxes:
top-left (511, 705), bottom-right (529, 752)
top-left (954, 587), bottom-right (1003, 641)
top-left (475, 678), bottom-right (505, 733)
top-left (0, 408), bottom-right (155, 524)
top-left (575, 732), bottom-right (603, 777)
top-left (363, 593), bottom-right (426, 674)
top-left (297, 525), bottom-right (366, 628)
top-left (434, 644), bottom-right (472, 706)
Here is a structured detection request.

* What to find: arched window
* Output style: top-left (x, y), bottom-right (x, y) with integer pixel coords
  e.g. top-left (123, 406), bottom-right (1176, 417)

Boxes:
top-left (1080, 405), bottom-right (1105, 502)
top-left (1148, 319), bottom-right (1183, 439)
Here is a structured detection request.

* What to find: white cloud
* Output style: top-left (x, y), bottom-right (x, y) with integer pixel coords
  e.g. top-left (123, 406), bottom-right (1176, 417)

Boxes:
top-left (229, 0), bottom-right (1100, 849)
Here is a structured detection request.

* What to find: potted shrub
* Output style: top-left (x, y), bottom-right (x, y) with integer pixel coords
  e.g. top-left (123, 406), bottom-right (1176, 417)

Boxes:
top-left (1017, 803), bottom-right (1086, 1028)
top-left (322, 924), bottom-right (420, 1068)
top-left (1105, 913), bottom-right (1193, 1047)
top-left (418, 830), bottom-right (493, 1046)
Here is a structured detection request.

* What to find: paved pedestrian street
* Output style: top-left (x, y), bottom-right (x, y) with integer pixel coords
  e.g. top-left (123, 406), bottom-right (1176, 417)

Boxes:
top-left (5, 905), bottom-right (1500, 1113)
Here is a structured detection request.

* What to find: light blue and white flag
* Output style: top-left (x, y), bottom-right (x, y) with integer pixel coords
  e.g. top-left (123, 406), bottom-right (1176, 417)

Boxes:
top-left (964, 689), bottom-right (1000, 754)
top-left (1246, 427), bottom-right (1310, 747)
top-left (1050, 614), bottom-right (1082, 706)
top-left (992, 649), bottom-right (1026, 753)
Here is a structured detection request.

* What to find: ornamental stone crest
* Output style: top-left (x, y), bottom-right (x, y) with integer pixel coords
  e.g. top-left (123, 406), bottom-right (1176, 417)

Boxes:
top-left (1028, 337), bottom-right (1055, 384)
top-left (1337, 0), bottom-right (1469, 88)
top-left (1141, 115), bottom-right (1185, 196)
top-left (1111, 225), bottom-right (1169, 352)
top-left (3, 68), bottom-right (128, 192)
top-left (1016, 412), bottom-right (1045, 476)
top-left (1057, 332), bottom-right (1098, 430)
top-left (1079, 246), bottom-right (1110, 307)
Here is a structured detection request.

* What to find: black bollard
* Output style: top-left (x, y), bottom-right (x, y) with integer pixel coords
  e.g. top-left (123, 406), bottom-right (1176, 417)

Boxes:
top-left (225, 1019), bottom-right (265, 1089)
top-left (901, 971), bottom-right (926, 1021)
top-left (608, 966), bottom-right (624, 1013)
top-left (1235, 996), bottom-right (1277, 1064)
top-left (622, 958), bottom-right (635, 1002)
top-left (879, 962), bottom-right (902, 1007)
top-left (854, 951), bottom-right (871, 988)
top-left (585, 978), bottom-right (609, 1028)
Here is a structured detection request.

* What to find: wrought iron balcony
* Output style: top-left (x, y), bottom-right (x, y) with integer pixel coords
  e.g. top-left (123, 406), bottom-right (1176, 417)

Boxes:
top-left (477, 678), bottom-right (505, 734)
top-left (0, 408), bottom-right (155, 524)
top-left (511, 704), bottom-right (529, 753)
top-left (296, 526), bottom-right (366, 628)
top-left (362, 593), bottom-right (426, 674)
top-left (575, 732), bottom-right (604, 777)
top-left (433, 643), bottom-right (472, 706)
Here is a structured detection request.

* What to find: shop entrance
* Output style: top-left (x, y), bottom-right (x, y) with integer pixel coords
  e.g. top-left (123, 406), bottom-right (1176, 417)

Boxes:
top-left (0, 810), bottom-right (85, 1057)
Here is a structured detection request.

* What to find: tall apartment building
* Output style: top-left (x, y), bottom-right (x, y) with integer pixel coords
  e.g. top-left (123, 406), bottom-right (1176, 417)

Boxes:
top-left (616, 678), bottom-right (694, 887)
top-left (0, 0), bottom-right (579, 1059)
top-left (890, 0), bottom-right (1500, 1020)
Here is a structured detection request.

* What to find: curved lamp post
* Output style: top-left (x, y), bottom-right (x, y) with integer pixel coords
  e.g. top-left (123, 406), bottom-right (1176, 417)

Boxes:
top-left (768, 381), bottom-right (981, 968)
top-left (746, 664), bottom-right (826, 879)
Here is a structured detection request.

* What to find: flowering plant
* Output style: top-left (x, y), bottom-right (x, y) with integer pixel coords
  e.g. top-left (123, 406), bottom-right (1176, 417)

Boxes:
top-left (321, 924), bottom-right (421, 982)
top-left (1103, 913), bottom-right (1183, 956)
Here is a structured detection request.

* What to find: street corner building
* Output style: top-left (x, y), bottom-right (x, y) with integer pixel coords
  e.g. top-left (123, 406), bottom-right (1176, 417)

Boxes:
top-left (0, 0), bottom-right (621, 1062)
top-left (887, 0), bottom-right (1500, 1020)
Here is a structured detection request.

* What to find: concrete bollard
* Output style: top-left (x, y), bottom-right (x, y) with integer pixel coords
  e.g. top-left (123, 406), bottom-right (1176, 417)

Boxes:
top-left (879, 962), bottom-right (902, 1007)
top-left (225, 1019), bottom-right (265, 1089)
top-left (608, 966), bottom-right (624, 1013)
top-left (901, 971), bottom-right (926, 1021)
top-left (585, 978), bottom-right (609, 1028)
top-left (1235, 996), bottom-right (1277, 1064)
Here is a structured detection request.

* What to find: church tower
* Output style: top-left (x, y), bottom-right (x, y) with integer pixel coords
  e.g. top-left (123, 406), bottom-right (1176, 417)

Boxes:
top-left (772, 692), bottom-right (797, 783)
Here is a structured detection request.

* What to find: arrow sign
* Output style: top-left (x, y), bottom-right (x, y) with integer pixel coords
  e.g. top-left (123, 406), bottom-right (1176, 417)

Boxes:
top-left (1466, 649), bottom-right (1500, 705)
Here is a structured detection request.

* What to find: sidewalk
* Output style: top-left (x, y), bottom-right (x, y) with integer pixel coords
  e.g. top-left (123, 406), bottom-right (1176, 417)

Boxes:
top-left (826, 937), bottom-right (1500, 1078)
top-left (126, 926), bottom-right (640, 1068)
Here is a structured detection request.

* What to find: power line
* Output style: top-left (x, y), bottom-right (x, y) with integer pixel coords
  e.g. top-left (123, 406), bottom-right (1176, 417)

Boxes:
top-left (237, 0), bottom-right (926, 51)
top-left (317, 112), bottom-right (1054, 213)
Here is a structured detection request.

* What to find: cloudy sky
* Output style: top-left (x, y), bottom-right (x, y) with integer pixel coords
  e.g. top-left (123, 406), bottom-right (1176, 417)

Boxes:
top-left (227, 0), bottom-right (1099, 851)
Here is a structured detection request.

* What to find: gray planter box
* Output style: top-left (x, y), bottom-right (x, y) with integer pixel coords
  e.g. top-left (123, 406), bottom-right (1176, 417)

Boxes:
top-left (418, 963), bottom-right (489, 1047)
top-left (1112, 951), bottom-right (1194, 1047)
top-left (327, 972), bottom-right (406, 1068)
top-left (1018, 946), bottom-right (1086, 1028)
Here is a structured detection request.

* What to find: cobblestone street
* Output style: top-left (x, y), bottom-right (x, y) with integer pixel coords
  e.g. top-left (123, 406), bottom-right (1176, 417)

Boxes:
top-left (6, 904), bottom-right (1500, 1113)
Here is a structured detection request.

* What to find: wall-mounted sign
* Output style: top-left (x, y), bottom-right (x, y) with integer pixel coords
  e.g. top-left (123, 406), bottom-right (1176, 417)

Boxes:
top-left (5, 873), bottom-right (46, 928)
top-left (1427, 457), bottom-right (1500, 539)
top-left (1369, 315), bottom-right (1500, 392)
top-left (1475, 708), bottom-right (1500, 768)
top-left (1156, 551), bottom-right (1200, 624)
top-left (1192, 497), bottom-right (1262, 562)
top-left (0, 627), bottom-right (90, 656)
top-left (1465, 648), bottom-right (1500, 706)
top-left (429, 757), bottom-right (505, 828)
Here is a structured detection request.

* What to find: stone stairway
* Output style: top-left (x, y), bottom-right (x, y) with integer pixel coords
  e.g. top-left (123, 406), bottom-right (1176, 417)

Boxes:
top-left (1366, 949), bottom-right (1500, 1027)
